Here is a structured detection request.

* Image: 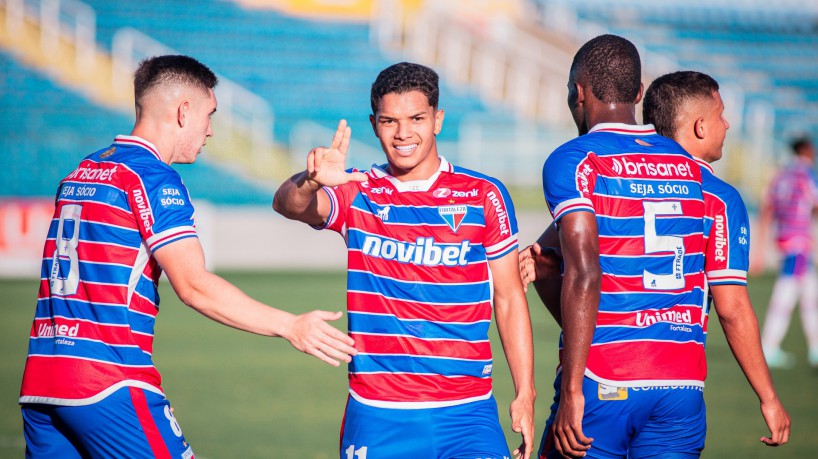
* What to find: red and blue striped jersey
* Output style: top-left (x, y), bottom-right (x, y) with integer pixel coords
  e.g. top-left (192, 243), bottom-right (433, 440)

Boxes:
top-left (319, 157), bottom-right (518, 408)
top-left (20, 135), bottom-right (198, 406)
top-left (543, 123), bottom-right (707, 387)
top-left (698, 157), bottom-right (750, 287)
top-left (766, 157), bottom-right (818, 254)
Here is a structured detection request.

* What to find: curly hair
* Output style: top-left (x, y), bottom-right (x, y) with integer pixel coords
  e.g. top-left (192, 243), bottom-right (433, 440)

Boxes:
top-left (570, 34), bottom-right (641, 104)
top-left (370, 62), bottom-right (439, 114)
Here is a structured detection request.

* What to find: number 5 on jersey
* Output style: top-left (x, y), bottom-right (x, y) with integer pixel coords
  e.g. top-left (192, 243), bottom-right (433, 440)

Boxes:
top-left (643, 201), bottom-right (685, 290)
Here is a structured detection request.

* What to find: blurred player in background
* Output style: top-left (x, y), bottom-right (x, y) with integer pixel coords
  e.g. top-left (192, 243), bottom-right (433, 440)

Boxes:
top-left (643, 70), bottom-right (790, 446)
top-left (524, 35), bottom-right (710, 459)
top-left (19, 55), bottom-right (357, 458)
top-left (753, 137), bottom-right (818, 368)
top-left (273, 62), bottom-right (535, 459)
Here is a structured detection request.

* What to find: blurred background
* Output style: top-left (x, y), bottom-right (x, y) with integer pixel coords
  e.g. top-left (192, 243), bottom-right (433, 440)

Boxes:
top-left (1, 0), bottom-right (817, 457)
top-left (3, 0), bottom-right (818, 274)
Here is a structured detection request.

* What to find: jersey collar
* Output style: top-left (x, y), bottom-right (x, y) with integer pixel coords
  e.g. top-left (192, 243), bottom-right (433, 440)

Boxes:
top-left (369, 156), bottom-right (452, 193)
top-left (113, 135), bottom-right (163, 162)
top-left (589, 123), bottom-right (657, 135)
top-left (692, 156), bottom-right (714, 174)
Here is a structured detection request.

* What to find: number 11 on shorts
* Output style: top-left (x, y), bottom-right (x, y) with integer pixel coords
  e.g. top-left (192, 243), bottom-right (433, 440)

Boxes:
top-left (345, 444), bottom-right (367, 459)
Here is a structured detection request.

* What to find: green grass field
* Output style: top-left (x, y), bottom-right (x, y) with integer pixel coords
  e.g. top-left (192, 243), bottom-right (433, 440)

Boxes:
top-left (1, 271), bottom-right (816, 458)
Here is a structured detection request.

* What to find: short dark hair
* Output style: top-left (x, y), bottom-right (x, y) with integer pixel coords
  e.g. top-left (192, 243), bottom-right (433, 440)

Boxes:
top-left (643, 71), bottom-right (720, 139)
top-left (791, 137), bottom-right (813, 155)
top-left (370, 62), bottom-right (439, 114)
top-left (134, 55), bottom-right (218, 101)
top-left (570, 34), bottom-right (641, 104)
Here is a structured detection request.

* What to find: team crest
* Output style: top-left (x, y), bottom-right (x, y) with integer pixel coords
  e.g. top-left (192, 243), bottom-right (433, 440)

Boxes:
top-left (100, 147), bottom-right (116, 158)
top-left (438, 205), bottom-right (467, 232)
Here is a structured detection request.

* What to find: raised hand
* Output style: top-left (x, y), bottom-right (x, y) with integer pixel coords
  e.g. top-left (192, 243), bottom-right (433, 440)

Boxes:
top-left (306, 119), bottom-right (368, 187)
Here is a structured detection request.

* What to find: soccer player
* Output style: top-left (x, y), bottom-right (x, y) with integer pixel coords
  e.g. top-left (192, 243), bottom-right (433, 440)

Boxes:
top-left (643, 70), bottom-right (790, 446)
top-left (527, 35), bottom-right (710, 458)
top-left (273, 62), bottom-right (536, 459)
top-left (753, 137), bottom-right (818, 368)
top-left (19, 55), bottom-right (357, 458)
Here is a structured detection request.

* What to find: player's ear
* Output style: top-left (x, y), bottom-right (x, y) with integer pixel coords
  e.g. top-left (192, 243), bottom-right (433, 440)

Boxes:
top-left (634, 82), bottom-right (644, 105)
top-left (369, 114), bottom-right (377, 135)
top-left (694, 117), bottom-right (706, 140)
top-left (178, 101), bottom-right (189, 128)
top-left (434, 109), bottom-right (445, 136)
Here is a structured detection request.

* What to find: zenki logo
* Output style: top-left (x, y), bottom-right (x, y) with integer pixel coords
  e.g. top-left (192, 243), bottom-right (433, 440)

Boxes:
top-left (611, 157), bottom-right (693, 178)
top-left (452, 188), bottom-right (479, 198)
top-left (433, 188), bottom-right (451, 198)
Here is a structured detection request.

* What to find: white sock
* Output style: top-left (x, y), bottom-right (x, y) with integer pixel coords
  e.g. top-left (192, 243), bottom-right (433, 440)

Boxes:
top-left (762, 276), bottom-right (800, 351)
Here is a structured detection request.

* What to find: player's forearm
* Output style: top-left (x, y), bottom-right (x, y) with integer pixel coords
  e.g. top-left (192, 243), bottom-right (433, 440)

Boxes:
top-left (179, 271), bottom-right (297, 337)
top-left (495, 297), bottom-right (536, 399)
top-left (559, 266), bottom-right (600, 393)
top-left (272, 171), bottom-right (323, 221)
top-left (713, 286), bottom-right (780, 403)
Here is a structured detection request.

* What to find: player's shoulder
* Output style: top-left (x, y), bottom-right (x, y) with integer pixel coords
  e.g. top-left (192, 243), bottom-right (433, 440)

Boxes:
top-left (702, 171), bottom-right (747, 211)
top-left (447, 163), bottom-right (511, 199)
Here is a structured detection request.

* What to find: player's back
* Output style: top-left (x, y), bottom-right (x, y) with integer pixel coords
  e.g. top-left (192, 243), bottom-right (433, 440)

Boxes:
top-left (544, 123), bottom-right (707, 386)
top-left (21, 136), bottom-right (195, 405)
top-left (768, 160), bottom-right (818, 250)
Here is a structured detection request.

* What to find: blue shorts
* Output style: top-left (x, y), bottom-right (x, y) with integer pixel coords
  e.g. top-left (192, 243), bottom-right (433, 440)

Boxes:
top-left (340, 394), bottom-right (511, 459)
top-left (781, 252), bottom-right (812, 277)
top-left (22, 386), bottom-right (193, 459)
top-left (538, 374), bottom-right (706, 459)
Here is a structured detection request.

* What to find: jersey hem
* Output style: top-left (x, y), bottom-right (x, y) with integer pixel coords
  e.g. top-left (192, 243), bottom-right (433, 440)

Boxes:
top-left (348, 388), bottom-right (493, 409)
top-left (19, 380), bottom-right (165, 406)
top-left (584, 369), bottom-right (705, 388)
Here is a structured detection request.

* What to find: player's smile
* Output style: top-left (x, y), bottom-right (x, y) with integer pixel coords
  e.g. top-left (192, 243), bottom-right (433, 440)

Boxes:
top-left (370, 90), bottom-right (444, 181)
top-left (394, 143), bottom-right (418, 155)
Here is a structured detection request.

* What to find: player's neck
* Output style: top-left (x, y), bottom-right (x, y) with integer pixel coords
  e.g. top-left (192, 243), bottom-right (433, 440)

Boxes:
top-left (130, 124), bottom-right (174, 165)
top-left (586, 103), bottom-right (638, 131)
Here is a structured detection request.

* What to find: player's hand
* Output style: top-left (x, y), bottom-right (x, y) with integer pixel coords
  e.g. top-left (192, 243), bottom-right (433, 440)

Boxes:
top-left (552, 391), bottom-right (593, 458)
top-left (519, 243), bottom-right (562, 293)
top-left (759, 397), bottom-right (791, 446)
top-left (306, 119), bottom-right (367, 188)
top-left (510, 393), bottom-right (536, 459)
top-left (284, 310), bottom-right (358, 366)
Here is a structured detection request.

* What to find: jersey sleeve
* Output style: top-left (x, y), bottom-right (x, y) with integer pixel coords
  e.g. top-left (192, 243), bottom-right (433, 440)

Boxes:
top-left (482, 179), bottom-right (518, 259)
top-left (315, 173), bottom-right (361, 237)
top-left (542, 145), bottom-right (595, 221)
top-left (128, 168), bottom-right (198, 253)
top-left (704, 182), bottom-right (750, 286)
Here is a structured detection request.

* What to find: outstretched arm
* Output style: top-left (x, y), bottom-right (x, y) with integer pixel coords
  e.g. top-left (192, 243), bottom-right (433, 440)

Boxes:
top-left (154, 237), bottom-right (357, 366)
top-left (273, 119), bottom-right (367, 225)
top-left (519, 222), bottom-right (563, 326)
top-left (710, 284), bottom-right (791, 446)
top-left (551, 211), bottom-right (600, 458)
top-left (491, 250), bottom-right (536, 459)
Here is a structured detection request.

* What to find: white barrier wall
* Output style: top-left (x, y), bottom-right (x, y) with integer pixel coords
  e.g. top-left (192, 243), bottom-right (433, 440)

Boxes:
top-left (0, 200), bottom-right (778, 277)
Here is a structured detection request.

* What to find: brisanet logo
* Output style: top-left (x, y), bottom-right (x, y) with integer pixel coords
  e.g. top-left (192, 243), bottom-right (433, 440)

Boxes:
top-left (361, 235), bottom-right (471, 266)
top-left (611, 157), bottom-right (693, 178)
